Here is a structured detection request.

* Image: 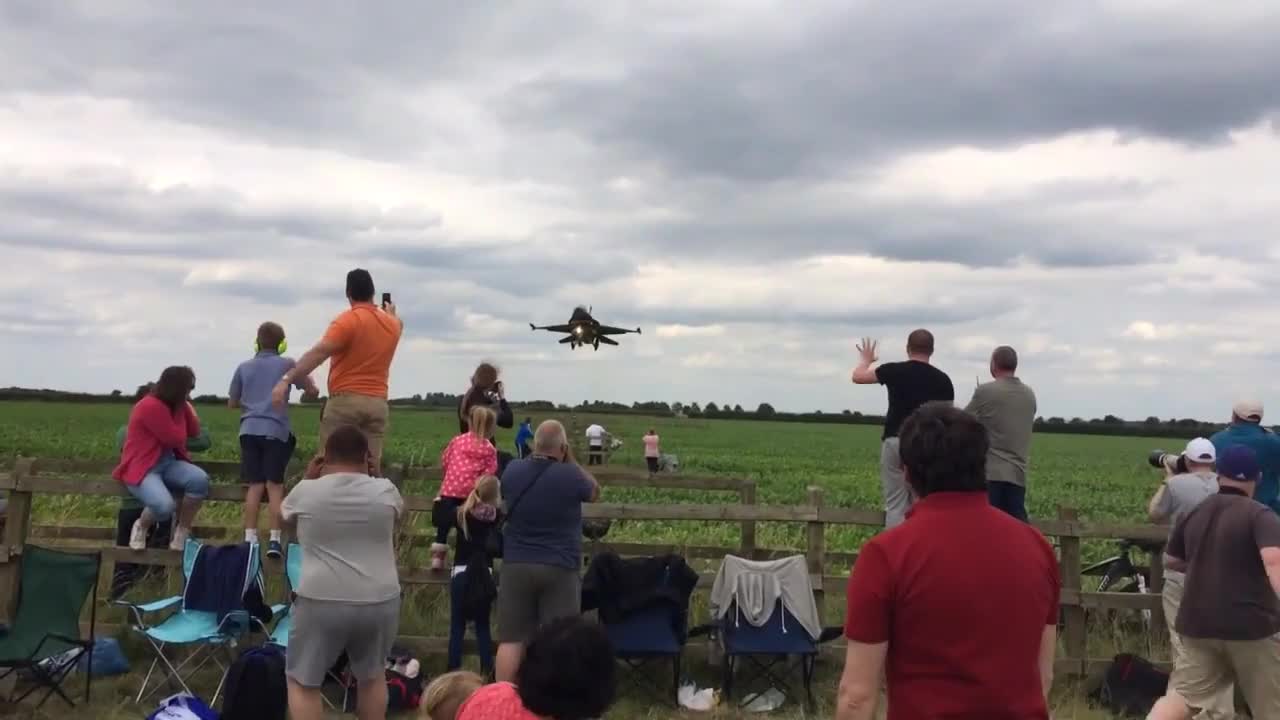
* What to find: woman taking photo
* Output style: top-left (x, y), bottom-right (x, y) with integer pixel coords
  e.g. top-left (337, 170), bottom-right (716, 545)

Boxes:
top-left (458, 362), bottom-right (514, 439)
top-left (113, 366), bottom-right (211, 551)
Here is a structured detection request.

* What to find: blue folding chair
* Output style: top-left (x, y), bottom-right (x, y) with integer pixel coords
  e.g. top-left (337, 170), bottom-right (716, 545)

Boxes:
top-left (720, 599), bottom-right (818, 712)
top-left (114, 539), bottom-right (281, 705)
top-left (604, 603), bottom-right (685, 706)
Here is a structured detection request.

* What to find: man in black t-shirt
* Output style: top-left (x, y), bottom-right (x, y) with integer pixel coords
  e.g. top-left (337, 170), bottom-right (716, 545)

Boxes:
top-left (851, 329), bottom-right (955, 528)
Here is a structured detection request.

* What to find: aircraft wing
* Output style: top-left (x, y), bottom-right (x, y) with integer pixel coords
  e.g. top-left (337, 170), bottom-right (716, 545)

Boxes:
top-left (598, 335), bottom-right (619, 345)
top-left (596, 325), bottom-right (641, 335)
top-left (531, 324), bottom-right (575, 333)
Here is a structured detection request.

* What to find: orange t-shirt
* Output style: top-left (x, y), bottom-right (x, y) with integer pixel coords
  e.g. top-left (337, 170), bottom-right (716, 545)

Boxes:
top-left (322, 303), bottom-right (402, 397)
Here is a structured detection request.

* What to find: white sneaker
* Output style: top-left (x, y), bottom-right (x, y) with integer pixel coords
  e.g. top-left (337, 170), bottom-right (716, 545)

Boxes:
top-left (128, 519), bottom-right (148, 551)
top-left (168, 527), bottom-right (190, 552)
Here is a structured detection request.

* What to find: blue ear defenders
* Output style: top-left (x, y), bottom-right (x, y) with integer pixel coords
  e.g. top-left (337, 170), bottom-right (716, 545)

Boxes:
top-left (254, 337), bottom-right (288, 354)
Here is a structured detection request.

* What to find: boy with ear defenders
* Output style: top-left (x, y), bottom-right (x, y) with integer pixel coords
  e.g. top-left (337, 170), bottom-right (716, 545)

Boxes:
top-left (229, 321), bottom-right (319, 558)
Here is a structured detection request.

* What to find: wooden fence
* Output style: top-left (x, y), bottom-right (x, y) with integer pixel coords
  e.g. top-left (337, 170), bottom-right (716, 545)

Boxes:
top-left (0, 457), bottom-right (1171, 678)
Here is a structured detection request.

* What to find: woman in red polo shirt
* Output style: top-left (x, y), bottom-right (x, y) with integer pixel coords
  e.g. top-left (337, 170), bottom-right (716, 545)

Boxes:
top-left (836, 402), bottom-right (1060, 720)
top-left (113, 366), bottom-right (211, 552)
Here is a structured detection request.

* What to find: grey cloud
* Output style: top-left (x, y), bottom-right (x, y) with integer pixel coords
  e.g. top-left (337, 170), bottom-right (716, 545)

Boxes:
top-left (0, 170), bottom-right (441, 260)
top-left (499, 2), bottom-right (1280, 181)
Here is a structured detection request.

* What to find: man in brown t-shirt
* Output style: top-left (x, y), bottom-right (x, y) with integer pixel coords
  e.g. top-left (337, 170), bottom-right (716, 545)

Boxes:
top-left (1149, 445), bottom-right (1280, 720)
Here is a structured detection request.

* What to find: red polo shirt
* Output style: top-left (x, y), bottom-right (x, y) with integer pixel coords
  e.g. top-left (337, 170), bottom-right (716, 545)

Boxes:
top-left (844, 491), bottom-right (1059, 719)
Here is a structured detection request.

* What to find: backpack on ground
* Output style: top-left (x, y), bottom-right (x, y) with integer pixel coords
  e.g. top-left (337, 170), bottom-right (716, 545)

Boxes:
top-left (337, 647), bottom-right (425, 712)
top-left (220, 644), bottom-right (288, 720)
top-left (1087, 653), bottom-right (1169, 717)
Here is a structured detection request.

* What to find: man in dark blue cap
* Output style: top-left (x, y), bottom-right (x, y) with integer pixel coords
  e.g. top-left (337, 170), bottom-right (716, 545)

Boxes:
top-left (1149, 445), bottom-right (1280, 720)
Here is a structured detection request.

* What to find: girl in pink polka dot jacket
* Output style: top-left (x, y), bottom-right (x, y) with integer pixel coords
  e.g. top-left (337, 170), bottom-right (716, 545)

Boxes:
top-left (432, 405), bottom-right (499, 570)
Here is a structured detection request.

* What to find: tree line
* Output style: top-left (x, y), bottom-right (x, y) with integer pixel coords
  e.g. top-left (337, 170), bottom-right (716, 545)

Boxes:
top-left (0, 386), bottom-right (1245, 439)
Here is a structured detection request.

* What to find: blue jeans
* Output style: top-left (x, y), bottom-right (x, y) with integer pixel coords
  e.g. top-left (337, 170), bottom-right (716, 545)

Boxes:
top-left (448, 571), bottom-right (493, 675)
top-left (988, 481), bottom-right (1028, 522)
top-left (126, 452), bottom-right (210, 521)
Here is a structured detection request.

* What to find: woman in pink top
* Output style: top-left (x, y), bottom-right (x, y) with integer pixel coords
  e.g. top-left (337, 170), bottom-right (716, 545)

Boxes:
top-left (432, 405), bottom-right (499, 570)
top-left (112, 366), bottom-right (211, 551)
top-left (643, 428), bottom-right (661, 476)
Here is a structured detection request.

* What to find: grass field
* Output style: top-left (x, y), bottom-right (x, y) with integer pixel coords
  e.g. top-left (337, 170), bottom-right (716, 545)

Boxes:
top-left (0, 401), bottom-right (1171, 718)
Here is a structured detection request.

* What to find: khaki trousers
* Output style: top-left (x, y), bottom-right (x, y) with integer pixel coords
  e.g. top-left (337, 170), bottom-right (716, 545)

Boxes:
top-left (319, 393), bottom-right (390, 470)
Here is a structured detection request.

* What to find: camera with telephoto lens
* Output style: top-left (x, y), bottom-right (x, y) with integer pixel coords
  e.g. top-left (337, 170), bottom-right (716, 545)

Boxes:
top-left (1148, 450), bottom-right (1189, 475)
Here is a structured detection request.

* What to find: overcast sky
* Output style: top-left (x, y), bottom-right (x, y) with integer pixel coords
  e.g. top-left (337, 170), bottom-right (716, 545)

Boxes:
top-left (2, 1), bottom-right (1279, 420)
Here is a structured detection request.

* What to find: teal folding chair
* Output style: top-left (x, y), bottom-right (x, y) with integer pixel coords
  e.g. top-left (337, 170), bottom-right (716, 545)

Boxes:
top-left (268, 544), bottom-right (346, 710)
top-left (114, 539), bottom-right (282, 704)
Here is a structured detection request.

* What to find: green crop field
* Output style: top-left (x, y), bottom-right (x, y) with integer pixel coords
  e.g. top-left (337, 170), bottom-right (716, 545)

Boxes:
top-left (0, 400), bottom-right (1167, 718)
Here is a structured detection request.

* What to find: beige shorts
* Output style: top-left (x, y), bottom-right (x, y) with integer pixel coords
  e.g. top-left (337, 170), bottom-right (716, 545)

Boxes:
top-left (1175, 632), bottom-right (1280, 718)
top-left (319, 393), bottom-right (389, 466)
top-left (1163, 574), bottom-right (1234, 716)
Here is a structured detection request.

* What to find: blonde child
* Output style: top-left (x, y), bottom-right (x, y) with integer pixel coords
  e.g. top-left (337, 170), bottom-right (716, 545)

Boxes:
top-left (421, 671), bottom-right (484, 720)
top-left (448, 475), bottom-right (501, 675)
top-left (431, 405), bottom-right (498, 570)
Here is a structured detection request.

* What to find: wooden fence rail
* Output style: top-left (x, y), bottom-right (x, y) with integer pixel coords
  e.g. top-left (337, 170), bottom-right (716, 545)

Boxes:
top-left (0, 457), bottom-right (1173, 679)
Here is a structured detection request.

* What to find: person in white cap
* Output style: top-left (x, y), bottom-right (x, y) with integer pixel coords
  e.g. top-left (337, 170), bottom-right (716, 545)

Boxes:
top-left (1147, 437), bottom-right (1236, 718)
top-left (1210, 399), bottom-right (1280, 515)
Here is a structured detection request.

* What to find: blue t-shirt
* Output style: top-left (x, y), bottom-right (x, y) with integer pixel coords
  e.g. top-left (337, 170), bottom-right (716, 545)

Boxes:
top-left (229, 352), bottom-right (304, 442)
top-left (499, 458), bottom-right (594, 570)
top-left (1211, 423), bottom-right (1280, 513)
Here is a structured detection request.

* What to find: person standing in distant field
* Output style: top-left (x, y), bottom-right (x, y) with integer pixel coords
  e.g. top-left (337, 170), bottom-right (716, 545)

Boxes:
top-left (515, 417), bottom-right (534, 459)
top-left (1146, 438), bottom-right (1235, 719)
top-left (1147, 445), bottom-right (1280, 720)
top-left (965, 345), bottom-right (1037, 521)
top-left (643, 428), bottom-right (661, 476)
top-left (229, 321), bottom-right (319, 559)
top-left (585, 422), bottom-right (606, 466)
top-left (1209, 399), bottom-right (1280, 515)
top-left (273, 268), bottom-right (403, 475)
top-left (851, 329), bottom-right (954, 529)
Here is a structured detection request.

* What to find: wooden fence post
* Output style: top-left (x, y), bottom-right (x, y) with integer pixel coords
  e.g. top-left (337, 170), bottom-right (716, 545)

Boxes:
top-left (0, 459), bottom-right (34, 625)
top-left (1058, 507), bottom-right (1086, 676)
top-left (740, 481), bottom-right (757, 558)
top-left (1147, 544), bottom-right (1166, 651)
top-left (806, 486), bottom-right (826, 624)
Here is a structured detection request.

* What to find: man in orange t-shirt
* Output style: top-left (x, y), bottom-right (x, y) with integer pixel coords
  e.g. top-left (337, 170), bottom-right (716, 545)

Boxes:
top-left (274, 268), bottom-right (403, 473)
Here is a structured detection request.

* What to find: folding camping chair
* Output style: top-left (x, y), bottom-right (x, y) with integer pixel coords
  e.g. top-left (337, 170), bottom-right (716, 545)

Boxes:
top-left (0, 546), bottom-right (100, 709)
top-left (267, 544), bottom-right (345, 711)
top-left (603, 604), bottom-right (685, 706)
top-left (710, 555), bottom-right (821, 713)
top-left (115, 538), bottom-right (277, 705)
top-left (582, 551), bottom-right (698, 707)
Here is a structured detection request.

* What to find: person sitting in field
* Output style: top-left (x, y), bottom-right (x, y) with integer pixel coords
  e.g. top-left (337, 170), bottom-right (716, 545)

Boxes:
top-left (113, 366), bottom-right (211, 551)
top-left (836, 401), bottom-right (1059, 720)
top-left (422, 671), bottom-right (484, 720)
top-left (433, 405), bottom-right (499, 571)
top-left (643, 428), bottom-right (661, 476)
top-left (448, 475), bottom-right (501, 676)
top-left (458, 616), bottom-right (617, 720)
top-left (229, 321), bottom-right (319, 558)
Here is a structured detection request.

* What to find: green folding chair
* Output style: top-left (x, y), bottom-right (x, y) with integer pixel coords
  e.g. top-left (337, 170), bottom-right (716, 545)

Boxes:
top-left (0, 545), bottom-right (101, 709)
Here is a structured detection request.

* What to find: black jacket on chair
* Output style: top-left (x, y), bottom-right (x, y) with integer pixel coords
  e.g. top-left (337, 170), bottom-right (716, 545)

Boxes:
top-left (581, 552), bottom-right (699, 641)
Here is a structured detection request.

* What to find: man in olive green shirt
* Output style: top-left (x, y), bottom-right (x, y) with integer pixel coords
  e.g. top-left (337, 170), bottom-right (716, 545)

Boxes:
top-left (965, 346), bottom-right (1037, 521)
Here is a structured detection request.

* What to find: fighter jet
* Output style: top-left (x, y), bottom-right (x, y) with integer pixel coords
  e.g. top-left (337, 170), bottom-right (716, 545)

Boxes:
top-left (529, 306), bottom-right (641, 351)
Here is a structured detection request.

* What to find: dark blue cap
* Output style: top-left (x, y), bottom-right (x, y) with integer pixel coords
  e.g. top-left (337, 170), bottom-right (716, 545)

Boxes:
top-left (1218, 444), bottom-right (1261, 482)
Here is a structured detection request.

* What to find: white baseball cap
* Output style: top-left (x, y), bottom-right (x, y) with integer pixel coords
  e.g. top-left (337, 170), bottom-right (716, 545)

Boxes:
top-left (1184, 437), bottom-right (1216, 464)
top-left (1233, 400), bottom-right (1264, 423)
